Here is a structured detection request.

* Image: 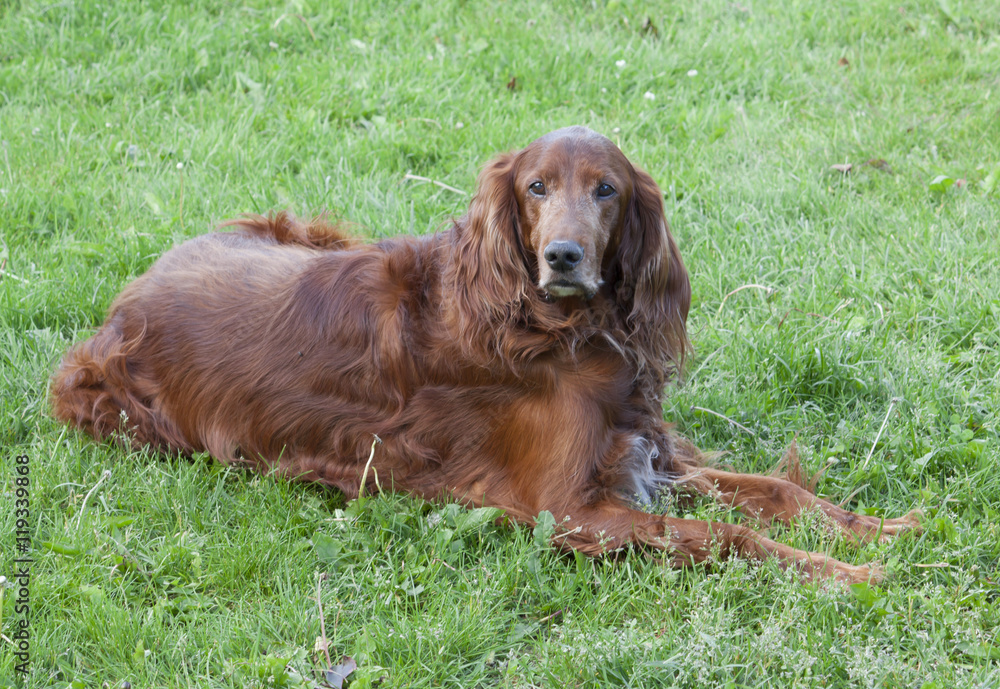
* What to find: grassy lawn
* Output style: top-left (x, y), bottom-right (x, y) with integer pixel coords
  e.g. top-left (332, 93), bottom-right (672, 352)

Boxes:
top-left (2, 0), bottom-right (999, 686)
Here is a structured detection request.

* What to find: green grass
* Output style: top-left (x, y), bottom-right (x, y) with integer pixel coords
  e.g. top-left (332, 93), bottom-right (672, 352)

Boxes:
top-left (2, 0), bottom-right (999, 686)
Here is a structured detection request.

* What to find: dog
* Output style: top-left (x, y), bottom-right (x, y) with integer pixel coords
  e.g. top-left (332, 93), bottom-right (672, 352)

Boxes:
top-left (51, 126), bottom-right (919, 582)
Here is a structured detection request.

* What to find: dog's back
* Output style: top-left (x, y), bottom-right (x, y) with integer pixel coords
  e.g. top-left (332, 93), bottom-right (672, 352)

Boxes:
top-left (50, 215), bottom-right (348, 452)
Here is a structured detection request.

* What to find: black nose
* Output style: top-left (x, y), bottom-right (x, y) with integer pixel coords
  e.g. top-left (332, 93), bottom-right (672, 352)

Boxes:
top-left (543, 240), bottom-right (584, 272)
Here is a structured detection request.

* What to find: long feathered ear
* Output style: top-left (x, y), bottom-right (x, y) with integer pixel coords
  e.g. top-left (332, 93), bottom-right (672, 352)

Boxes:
top-left (612, 165), bottom-right (691, 375)
top-left (449, 151), bottom-right (533, 352)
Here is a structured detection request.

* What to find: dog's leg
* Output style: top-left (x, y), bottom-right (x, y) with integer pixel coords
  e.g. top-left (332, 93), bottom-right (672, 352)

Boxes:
top-left (549, 503), bottom-right (882, 583)
top-left (681, 467), bottom-right (921, 543)
top-left (659, 516), bottom-right (881, 583)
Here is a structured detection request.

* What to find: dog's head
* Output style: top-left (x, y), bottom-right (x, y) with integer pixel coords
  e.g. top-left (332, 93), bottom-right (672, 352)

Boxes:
top-left (511, 127), bottom-right (631, 300)
top-left (453, 126), bottom-right (690, 364)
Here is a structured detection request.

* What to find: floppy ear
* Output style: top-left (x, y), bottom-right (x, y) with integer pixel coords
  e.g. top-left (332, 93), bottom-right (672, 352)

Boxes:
top-left (612, 165), bottom-right (691, 373)
top-left (449, 151), bottom-right (533, 348)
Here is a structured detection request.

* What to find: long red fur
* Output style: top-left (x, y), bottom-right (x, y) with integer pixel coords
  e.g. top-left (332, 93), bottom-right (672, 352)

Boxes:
top-left (51, 127), bottom-right (918, 582)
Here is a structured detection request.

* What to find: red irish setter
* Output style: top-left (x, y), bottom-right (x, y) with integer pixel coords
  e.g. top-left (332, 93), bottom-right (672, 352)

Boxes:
top-left (51, 126), bottom-right (919, 582)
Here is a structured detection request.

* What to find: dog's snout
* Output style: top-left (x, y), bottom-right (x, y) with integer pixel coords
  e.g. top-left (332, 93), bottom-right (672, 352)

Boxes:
top-left (543, 240), bottom-right (584, 273)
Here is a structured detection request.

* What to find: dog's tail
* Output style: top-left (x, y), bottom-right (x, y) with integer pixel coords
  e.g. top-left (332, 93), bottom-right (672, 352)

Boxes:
top-left (50, 315), bottom-right (188, 451)
top-left (222, 211), bottom-right (359, 250)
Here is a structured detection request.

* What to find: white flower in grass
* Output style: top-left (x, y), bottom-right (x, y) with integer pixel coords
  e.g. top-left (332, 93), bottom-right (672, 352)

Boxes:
top-left (643, 91), bottom-right (655, 100)
top-left (615, 59), bottom-right (626, 68)
top-left (687, 69), bottom-right (698, 77)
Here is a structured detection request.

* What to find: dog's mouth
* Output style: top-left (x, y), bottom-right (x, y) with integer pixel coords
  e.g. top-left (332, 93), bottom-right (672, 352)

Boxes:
top-left (541, 279), bottom-right (600, 301)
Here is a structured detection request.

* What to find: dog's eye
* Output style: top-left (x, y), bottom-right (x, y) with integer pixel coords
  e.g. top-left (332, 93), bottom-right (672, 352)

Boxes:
top-left (529, 181), bottom-right (546, 196)
top-left (597, 183), bottom-right (616, 198)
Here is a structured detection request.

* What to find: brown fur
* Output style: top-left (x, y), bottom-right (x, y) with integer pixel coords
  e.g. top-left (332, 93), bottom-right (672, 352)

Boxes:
top-left (51, 127), bottom-right (919, 582)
